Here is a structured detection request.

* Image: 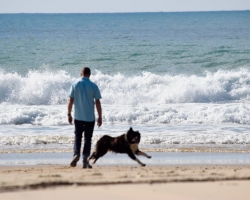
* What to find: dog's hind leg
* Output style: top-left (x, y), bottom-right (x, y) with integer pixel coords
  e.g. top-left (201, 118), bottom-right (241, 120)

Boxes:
top-left (88, 152), bottom-right (97, 164)
top-left (90, 149), bottom-right (109, 164)
top-left (88, 152), bottom-right (96, 161)
top-left (127, 150), bottom-right (146, 167)
top-left (136, 150), bottom-right (151, 159)
top-left (88, 152), bottom-right (100, 164)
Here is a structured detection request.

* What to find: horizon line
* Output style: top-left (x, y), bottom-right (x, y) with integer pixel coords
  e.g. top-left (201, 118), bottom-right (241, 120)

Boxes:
top-left (0, 9), bottom-right (250, 14)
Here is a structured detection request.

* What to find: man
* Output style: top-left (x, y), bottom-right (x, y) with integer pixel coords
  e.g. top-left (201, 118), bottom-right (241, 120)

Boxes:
top-left (68, 67), bottom-right (102, 168)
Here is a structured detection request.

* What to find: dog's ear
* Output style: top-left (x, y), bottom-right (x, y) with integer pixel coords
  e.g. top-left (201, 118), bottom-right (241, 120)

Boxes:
top-left (129, 127), bottom-right (133, 131)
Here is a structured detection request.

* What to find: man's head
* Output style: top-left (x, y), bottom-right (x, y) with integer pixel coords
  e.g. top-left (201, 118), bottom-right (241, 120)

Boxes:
top-left (81, 67), bottom-right (91, 77)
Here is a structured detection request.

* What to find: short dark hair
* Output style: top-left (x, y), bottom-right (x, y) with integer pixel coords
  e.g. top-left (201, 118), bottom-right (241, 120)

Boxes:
top-left (81, 67), bottom-right (91, 75)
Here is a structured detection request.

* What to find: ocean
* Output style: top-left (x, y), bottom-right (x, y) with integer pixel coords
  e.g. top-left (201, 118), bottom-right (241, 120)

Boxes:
top-left (1, 11), bottom-right (250, 158)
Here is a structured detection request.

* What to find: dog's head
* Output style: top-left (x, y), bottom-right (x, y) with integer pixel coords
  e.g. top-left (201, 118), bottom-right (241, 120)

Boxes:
top-left (126, 127), bottom-right (141, 144)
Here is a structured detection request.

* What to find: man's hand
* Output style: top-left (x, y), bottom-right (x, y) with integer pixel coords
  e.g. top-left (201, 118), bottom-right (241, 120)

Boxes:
top-left (67, 98), bottom-right (74, 125)
top-left (68, 115), bottom-right (73, 124)
top-left (97, 117), bottom-right (102, 127)
top-left (95, 99), bottom-right (102, 127)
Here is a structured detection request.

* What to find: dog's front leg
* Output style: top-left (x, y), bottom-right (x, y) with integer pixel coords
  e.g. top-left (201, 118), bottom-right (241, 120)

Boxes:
top-left (136, 150), bottom-right (152, 159)
top-left (127, 150), bottom-right (146, 167)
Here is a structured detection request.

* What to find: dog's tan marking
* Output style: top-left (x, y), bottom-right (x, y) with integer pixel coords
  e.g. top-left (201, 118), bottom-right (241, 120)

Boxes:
top-left (130, 144), bottom-right (138, 153)
top-left (137, 151), bottom-right (151, 158)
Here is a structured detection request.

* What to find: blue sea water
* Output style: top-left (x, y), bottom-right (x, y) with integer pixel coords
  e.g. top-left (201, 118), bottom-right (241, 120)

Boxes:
top-left (1, 11), bottom-right (250, 153)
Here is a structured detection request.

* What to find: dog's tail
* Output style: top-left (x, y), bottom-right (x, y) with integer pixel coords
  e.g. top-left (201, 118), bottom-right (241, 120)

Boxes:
top-left (89, 135), bottom-right (113, 164)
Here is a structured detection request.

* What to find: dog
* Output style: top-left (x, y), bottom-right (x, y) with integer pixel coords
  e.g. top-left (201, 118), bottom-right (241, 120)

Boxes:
top-left (88, 127), bottom-right (151, 166)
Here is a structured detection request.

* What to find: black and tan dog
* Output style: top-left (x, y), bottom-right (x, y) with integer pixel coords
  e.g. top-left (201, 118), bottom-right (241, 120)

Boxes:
top-left (88, 127), bottom-right (151, 166)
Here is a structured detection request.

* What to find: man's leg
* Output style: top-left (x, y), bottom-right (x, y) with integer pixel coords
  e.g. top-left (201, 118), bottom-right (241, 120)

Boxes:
top-left (83, 121), bottom-right (95, 168)
top-left (70, 119), bottom-right (84, 167)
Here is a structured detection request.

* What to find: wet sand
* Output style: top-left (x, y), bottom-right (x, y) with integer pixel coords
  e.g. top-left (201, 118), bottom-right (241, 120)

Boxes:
top-left (1, 164), bottom-right (250, 199)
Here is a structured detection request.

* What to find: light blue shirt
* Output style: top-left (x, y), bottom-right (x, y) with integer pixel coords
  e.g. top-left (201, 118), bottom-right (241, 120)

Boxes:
top-left (69, 77), bottom-right (102, 122)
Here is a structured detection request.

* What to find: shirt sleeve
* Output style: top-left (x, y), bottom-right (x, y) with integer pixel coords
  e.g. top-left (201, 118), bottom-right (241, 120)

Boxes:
top-left (94, 85), bottom-right (102, 100)
top-left (68, 84), bottom-right (74, 98)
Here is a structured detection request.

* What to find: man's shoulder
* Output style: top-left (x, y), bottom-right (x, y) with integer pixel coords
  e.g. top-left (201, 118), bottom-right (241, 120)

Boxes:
top-left (89, 80), bottom-right (98, 87)
top-left (84, 78), bottom-right (98, 88)
top-left (72, 79), bottom-right (82, 87)
top-left (72, 78), bottom-right (99, 89)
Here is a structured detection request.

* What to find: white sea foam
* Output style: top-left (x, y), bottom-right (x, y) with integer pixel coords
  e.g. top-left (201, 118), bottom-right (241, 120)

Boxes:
top-left (0, 70), bottom-right (74, 105)
top-left (1, 103), bottom-right (250, 125)
top-left (1, 69), bottom-right (250, 151)
top-left (1, 68), bottom-right (250, 106)
top-left (93, 69), bottom-right (250, 104)
top-left (0, 124), bottom-right (250, 150)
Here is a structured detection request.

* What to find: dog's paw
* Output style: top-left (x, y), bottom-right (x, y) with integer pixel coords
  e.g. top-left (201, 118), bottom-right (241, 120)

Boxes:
top-left (147, 156), bottom-right (152, 159)
top-left (141, 163), bottom-right (146, 167)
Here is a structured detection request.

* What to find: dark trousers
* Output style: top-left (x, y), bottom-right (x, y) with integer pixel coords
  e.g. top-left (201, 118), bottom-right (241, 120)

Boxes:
top-left (74, 119), bottom-right (95, 160)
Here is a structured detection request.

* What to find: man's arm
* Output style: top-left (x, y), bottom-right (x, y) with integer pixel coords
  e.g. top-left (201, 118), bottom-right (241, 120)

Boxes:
top-left (67, 98), bottom-right (74, 124)
top-left (95, 99), bottom-right (102, 127)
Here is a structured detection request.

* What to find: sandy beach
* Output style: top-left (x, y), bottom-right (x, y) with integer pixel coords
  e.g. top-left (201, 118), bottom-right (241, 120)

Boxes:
top-left (1, 164), bottom-right (250, 199)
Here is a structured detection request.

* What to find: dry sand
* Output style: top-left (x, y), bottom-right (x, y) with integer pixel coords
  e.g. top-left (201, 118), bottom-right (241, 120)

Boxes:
top-left (1, 164), bottom-right (250, 199)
